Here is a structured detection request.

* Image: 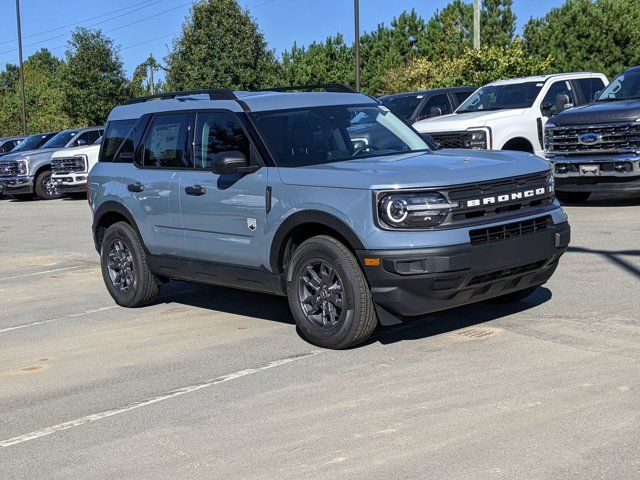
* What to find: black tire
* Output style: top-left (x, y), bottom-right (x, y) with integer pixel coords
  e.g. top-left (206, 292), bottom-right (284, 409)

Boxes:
top-left (34, 170), bottom-right (63, 200)
top-left (286, 235), bottom-right (378, 349)
top-left (487, 286), bottom-right (538, 304)
top-left (100, 221), bottom-right (159, 308)
top-left (9, 193), bottom-right (36, 201)
top-left (556, 191), bottom-right (591, 204)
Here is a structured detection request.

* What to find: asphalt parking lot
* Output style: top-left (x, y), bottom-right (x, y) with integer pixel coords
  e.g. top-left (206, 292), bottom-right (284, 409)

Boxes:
top-left (0, 194), bottom-right (639, 479)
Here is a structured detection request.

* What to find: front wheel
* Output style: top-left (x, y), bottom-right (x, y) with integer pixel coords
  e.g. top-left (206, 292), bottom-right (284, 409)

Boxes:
top-left (286, 235), bottom-right (378, 349)
top-left (100, 222), bottom-right (159, 308)
top-left (34, 170), bottom-right (63, 200)
top-left (556, 191), bottom-right (591, 204)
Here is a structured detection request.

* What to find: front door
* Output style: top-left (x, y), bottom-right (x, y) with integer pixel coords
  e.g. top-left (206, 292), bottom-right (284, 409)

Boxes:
top-left (177, 111), bottom-right (267, 269)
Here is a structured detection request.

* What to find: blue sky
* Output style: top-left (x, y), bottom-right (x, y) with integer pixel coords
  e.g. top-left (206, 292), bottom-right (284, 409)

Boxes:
top-left (0, 0), bottom-right (564, 76)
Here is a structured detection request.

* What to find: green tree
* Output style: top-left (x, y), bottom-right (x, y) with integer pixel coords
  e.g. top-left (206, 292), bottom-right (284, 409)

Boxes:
top-left (166, 0), bottom-right (279, 90)
top-left (280, 34), bottom-right (354, 87)
top-left (61, 28), bottom-right (128, 126)
top-left (0, 49), bottom-right (73, 136)
top-left (380, 40), bottom-right (551, 95)
top-left (523, 0), bottom-right (640, 79)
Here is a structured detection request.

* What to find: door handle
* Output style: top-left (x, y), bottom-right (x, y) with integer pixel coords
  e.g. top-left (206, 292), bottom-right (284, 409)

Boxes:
top-left (127, 182), bottom-right (144, 192)
top-left (185, 184), bottom-right (206, 196)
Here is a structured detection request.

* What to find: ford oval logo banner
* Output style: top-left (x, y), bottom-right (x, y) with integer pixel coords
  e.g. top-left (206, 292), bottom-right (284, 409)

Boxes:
top-left (578, 132), bottom-right (603, 144)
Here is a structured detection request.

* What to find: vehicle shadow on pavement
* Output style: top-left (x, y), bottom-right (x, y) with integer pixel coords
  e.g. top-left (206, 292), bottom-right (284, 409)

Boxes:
top-left (567, 246), bottom-right (640, 280)
top-left (370, 287), bottom-right (553, 347)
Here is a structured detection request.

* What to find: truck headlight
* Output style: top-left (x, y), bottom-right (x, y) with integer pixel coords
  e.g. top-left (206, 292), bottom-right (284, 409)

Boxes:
top-left (16, 160), bottom-right (28, 176)
top-left (378, 191), bottom-right (459, 229)
top-left (547, 171), bottom-right (555, 199)
top-left (465, 129), bottom-right (488, 149)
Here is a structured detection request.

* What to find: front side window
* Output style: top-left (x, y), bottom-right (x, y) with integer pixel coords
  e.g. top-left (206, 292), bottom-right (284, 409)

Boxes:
top-left (251, 104), bottom-right (430, 168)
top-left (142, 114), bottom-right (191, 169)
top-left (380, 95), bottom-right (423, 120)
top-left (541, 81), bottom-right (575, 116)
top-left (457, 82), bottom-right (543, 113)
top-left (194, 112), bottom-right (251, 169)
top-left (596, 70), bottom-right (640, 102)
top-left (13, 133), bottom-right (55, 152)
top-left (42, 130), bottom-right (80, 149)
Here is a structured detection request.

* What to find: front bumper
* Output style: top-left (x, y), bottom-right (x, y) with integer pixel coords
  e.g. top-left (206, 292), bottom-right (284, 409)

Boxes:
top-left (550, 155), bottom-right (640, 193)
top-left (357, 220), bottom-right (570, 323)
top-left (52, 173), bottom-right (88, 193)
top-left (0, 176), bottom-right (34, 195)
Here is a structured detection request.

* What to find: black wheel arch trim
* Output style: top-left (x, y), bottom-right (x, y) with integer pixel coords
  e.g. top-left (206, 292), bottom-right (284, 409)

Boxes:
top-left (92, 201), bottom-right (146, 253)
top-left (269, 210), bottom-right (366, 273)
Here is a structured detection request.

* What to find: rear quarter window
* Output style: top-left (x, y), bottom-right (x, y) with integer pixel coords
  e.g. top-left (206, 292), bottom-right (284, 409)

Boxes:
top-left (100, 119), bottom-right (137, 162)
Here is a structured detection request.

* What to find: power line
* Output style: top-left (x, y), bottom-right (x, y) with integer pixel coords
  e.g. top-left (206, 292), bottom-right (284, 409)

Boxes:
top-left (0, 0), bottom-right (162, 46)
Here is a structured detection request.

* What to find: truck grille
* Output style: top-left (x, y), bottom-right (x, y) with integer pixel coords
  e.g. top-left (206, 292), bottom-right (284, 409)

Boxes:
top-left (0, 161), bottom-right (20, 177)
top-left (444, 172), bottom-right (554, 225)
top-left (467, 259), bottom-right (547, 286)
top-left (469, 216), bottom-right (551, 245)
top-left (545, 122), bottom-right (640, 156)
top-left (431, 132), bottom-right (471, 149)
top-left (51, 156), bottom-right (86, 174)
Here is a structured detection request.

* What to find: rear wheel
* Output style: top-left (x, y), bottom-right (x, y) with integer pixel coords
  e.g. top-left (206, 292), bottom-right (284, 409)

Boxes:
top-left (286, 235), bottom-right (378, 349)
top-left (34, 170), bottom-right (62, 200)
top-left (556, 191), bottom-right (591, 204)
top-left (487, 286), bottom-right (538, 304)
top-left (100, 221), bottom-right (159, 308)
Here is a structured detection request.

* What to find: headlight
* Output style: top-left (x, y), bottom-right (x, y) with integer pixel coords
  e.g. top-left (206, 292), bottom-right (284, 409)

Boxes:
top-left (546, 171), bottom-right (555, 200)
top-left (16, 159), bottom-right (28, 176)
top-left (378, 191), bottom-right (459, 229)
top-left (465, 129), bottom-right (488, 149)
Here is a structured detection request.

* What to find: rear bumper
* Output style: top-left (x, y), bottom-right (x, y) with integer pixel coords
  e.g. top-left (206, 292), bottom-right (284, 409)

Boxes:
top-left (0, 176), bottom-right (34, 195)
top-left (357, 221), bottom-right (570, 323)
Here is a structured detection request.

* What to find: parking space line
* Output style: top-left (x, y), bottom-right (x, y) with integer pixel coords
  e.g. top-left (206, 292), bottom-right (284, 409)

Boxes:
top-left (0, 306), bottom-right (117, 335)
top-left (0, 265), bottom-right (88, 281)
top-left (0, 351), bottom-right (321, 448)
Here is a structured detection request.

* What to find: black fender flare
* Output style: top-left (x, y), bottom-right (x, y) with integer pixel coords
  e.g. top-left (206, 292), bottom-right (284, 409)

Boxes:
top-left (269, 210), bottom-right (366, 273)
top-left (92, 201), bottom-right (144, 252)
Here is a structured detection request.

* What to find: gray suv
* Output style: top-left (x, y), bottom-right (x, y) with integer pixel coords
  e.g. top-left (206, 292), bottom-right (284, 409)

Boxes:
top-left (90, 86), bottom-right (570, 349)
top-left (0, 126), bottom-right (103, 200)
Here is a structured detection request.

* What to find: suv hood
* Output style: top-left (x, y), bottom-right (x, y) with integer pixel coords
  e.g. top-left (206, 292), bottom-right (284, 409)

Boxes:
top-left (551, 99), bottom-right (640, 126)
top-left (278, 150), bottom-right (549, 190)
top-left (52, 144), bottom-right (100, 159)
top-left (0, 147), bottom-right (58, 162)
top-left (413, 109), bottom-right (527, 132)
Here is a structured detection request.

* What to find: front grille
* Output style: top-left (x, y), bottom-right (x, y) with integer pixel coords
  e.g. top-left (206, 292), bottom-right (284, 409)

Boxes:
top-left (444, 172), bottom-right (554, 225)
top-left (431, 132), bottom-right (471, 149)
top-left (0, 161), bottom-right (20, 177)
top-left (467, 259), bottom-right (547, 286)
top-left (469, 216), bottom-right (551, 245)
top-left (51, 156), bottom-right (86, 174)
top-left (545, 122), bottom-right (640, 156)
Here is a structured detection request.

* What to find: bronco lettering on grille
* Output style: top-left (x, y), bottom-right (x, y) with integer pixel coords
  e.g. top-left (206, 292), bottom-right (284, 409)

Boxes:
top-left (465, 187), bottom-right (550, 207)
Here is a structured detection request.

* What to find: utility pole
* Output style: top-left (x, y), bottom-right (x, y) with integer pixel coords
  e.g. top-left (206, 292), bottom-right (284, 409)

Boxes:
top-left (473, 0), bottom-right (481, 50)
top-left (15, 0), bottom-right (27, 135)
top-left (354, 0), bottom-right (360, 92)
top-left (148, 54), bottom-right (155, 96)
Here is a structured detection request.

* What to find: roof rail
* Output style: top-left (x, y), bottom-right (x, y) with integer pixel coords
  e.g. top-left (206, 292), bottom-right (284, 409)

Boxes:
top-left (261, 83), bottom-right (356, 93)
top-left (123, 89), bottom-right (238, 105)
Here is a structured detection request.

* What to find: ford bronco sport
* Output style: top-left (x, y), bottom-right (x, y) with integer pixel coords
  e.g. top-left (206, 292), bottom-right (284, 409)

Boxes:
top-left (90, 85), bottom-right (570, 349)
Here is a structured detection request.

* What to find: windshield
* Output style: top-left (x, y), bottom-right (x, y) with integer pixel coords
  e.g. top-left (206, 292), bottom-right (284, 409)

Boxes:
top-left (41, 130), bottom-right (79, 149)
top-left (380, 95), bottom-right (423, 119)
top-left (457, 82), bottom-right (543, 112)
top-left (596, 70), bottom-right (640, 101)
top-left (12, 133), bottom-right (56, 152)
top-left (251, 104), bottom-right (430, 167)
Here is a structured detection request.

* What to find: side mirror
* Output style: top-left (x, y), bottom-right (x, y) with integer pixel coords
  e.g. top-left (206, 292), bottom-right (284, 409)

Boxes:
top-left (429, 106), bottom-right (442, 118)
top-left (212, 151), bottom-right (258, 175)
top-left (75, 138), bottom-right (88, 147)
top-left (593, 90), bottom-right (602, 101)
top-left (541, 101), bottom-right (554, 117)
top-left (421, 133), bottom-right (441, 150)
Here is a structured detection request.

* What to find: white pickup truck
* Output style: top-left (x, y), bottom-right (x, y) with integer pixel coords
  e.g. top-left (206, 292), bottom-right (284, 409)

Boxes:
top-left (413, 72), bottom-right (608, 158)
top-left (51, 137), bottom-right (101, 195)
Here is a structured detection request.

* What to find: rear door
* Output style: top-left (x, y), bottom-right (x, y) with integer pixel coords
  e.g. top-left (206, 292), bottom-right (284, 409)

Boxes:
top-left (176, 110), bottom-right (267, 269)
top-left (122, 112), bottom-right (191, 258)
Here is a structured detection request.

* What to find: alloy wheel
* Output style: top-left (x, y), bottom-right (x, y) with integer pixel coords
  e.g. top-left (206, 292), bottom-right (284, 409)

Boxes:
top-left (107, 240), bottom-right (135, 293)
top-left (298, 260), bottom-right (344, 328)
